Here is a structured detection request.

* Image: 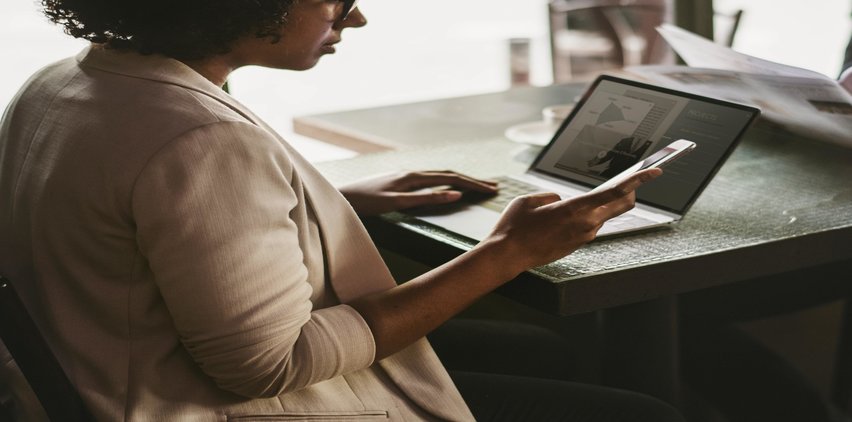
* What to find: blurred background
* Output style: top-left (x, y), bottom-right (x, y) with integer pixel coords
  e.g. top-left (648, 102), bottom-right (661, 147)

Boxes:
top-left (1, 0), bottom-right (850, 162)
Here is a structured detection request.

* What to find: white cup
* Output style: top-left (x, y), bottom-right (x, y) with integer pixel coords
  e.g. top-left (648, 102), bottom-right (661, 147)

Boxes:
top-left (542, 104), bottom-right (575, 126)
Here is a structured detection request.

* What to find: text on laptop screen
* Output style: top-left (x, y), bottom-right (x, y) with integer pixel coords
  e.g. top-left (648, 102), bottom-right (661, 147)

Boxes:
top-left (532, 78), bottom-right (758, 214)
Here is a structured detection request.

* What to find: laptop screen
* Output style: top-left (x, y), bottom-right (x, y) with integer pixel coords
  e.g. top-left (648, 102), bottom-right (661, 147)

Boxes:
top-left (531, 75), bottom-right (760, 214)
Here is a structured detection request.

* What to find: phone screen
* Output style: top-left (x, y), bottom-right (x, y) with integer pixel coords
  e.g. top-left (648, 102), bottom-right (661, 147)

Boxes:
top-left (639, 146), bottom-right (680, 170)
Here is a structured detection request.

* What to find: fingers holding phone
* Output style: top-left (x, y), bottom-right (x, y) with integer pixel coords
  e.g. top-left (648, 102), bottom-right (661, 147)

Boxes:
top-left (590, 139), bottom-right (695, 194)
top-left (578, 167), bottom-right (663, 223)
top-left (553, 167), bottom-right (663, 228)
top-left (487, 168), bottom-right (662, 270)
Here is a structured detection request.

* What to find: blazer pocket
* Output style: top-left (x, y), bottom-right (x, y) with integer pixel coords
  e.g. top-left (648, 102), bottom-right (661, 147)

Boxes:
top-left (227, 410), bottom-right (389, 421)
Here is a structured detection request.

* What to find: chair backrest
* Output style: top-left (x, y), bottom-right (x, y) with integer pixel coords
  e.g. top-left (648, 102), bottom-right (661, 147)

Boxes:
top-left (713, 9), bottom-right (744, 48)
top-left (0, 276), bottom-right (93, 422)
top-left (548, 0), bottom-right (670, 82)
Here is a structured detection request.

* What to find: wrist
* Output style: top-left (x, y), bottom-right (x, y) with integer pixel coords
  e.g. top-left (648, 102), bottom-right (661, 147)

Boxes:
top-left (469, 234), bottom-right (528, 283)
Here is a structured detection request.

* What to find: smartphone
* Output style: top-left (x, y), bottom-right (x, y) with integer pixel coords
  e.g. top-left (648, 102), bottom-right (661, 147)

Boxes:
top-left (589, 139), bottom-right (697, 193)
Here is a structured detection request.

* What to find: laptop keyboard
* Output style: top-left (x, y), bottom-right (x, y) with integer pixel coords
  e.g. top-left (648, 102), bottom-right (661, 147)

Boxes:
top-left (477, 176), bottom-right (545, 212)
top-left (478, 176), bottom-right (656, 232)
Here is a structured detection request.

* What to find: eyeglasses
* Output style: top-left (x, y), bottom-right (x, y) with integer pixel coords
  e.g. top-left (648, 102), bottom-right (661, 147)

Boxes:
top-left (338, 0), bottom-right (359, 22)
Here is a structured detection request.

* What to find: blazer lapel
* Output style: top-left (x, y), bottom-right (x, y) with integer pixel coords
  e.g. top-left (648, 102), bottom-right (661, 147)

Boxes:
top-left (270, 139), bottom-right (399, 302)
top-left (260, 131), bottom-right (473, 421)
top-left (228, 117), bottom-right (472, 420)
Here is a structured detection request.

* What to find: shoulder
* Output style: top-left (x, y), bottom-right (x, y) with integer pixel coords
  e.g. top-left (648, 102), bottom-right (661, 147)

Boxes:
top-left (6, 56), bottom-right (295, 201)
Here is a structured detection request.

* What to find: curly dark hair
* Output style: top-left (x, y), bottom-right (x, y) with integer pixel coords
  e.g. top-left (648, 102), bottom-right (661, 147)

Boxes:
top-left (41, 0), bottom-right (295, 60)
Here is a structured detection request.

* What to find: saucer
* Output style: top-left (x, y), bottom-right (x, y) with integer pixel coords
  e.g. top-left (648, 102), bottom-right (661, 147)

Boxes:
top-left (504, 121), bottom-right (561, 146)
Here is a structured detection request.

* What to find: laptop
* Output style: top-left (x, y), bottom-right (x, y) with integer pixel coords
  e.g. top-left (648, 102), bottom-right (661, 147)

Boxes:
top-left (412, 75), bottom-right (760, 241)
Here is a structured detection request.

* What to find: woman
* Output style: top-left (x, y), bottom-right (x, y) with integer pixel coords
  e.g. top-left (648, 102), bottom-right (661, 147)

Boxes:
top-left (0, 0), bottom-right (680, 420)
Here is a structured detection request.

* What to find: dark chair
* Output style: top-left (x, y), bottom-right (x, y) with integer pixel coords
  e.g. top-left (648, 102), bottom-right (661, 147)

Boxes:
top-left (832, 298), bottom-right (852, 414)
top-left (0, 276), bottom-right (93, 421)
top-left (680, 260), bottom-right (852, 422)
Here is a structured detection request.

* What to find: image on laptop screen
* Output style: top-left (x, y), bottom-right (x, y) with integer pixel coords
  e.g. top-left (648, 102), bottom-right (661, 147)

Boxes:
top-left (531, 76), bottom-right (760, 214)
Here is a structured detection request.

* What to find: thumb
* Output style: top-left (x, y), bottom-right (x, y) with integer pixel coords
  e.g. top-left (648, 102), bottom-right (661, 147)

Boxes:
top-left (510, 192), bottom-right (562, 209)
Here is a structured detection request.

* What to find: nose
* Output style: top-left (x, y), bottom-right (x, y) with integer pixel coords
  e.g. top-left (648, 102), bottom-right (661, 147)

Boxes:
top-left (339, 7), bottom-right (367, 28)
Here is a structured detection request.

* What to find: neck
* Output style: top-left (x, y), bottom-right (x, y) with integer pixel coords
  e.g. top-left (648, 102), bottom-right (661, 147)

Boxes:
top-left (181, 56), bottom-right (237, 88)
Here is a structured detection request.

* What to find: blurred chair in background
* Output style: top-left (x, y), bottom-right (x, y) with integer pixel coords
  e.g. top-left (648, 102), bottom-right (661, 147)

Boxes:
top-left (838, 32), bottom-right (851, 92)
top-left (548, 0), bottom-right (745, 83)
top-left (548, 0), bottom-right (670, 82)
top-left (713, 9), bottom-right (744, 48)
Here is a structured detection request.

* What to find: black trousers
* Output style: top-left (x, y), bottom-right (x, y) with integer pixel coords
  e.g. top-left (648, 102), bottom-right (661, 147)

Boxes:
top-left (428, 318), bottom-right (684, 422)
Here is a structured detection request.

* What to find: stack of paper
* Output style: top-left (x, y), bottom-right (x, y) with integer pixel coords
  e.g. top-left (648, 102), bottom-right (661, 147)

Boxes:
top-left (623, 24), bottom-right (852, 148)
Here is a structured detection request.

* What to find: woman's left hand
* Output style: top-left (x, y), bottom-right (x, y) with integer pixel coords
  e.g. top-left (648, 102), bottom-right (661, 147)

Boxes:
top-left (338, 170), bottom-right (498, 217)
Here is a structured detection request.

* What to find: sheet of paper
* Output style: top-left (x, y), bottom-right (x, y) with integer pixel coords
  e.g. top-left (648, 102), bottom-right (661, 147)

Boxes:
top-left (623, 65), bottom-right (852, 148)
top-left (656, 24), bottom-right (828, 80)
top-left (623, 25), bottom-right (852, 148)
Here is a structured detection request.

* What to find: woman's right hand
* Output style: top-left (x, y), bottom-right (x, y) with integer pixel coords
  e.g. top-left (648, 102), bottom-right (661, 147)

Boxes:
top-left (484, 168), bottom-right (662, 274)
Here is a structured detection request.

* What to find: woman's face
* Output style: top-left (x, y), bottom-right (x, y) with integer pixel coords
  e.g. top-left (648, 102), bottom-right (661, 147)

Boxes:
top-left (236, 0), bottom-right (367, 71)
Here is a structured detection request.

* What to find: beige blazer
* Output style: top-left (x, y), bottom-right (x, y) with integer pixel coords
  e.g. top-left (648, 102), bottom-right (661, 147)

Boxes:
top-left (0, 45), bottom-right (473, 421)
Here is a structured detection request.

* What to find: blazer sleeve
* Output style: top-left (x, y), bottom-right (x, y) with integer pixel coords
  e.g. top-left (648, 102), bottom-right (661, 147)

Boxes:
top-left (131, 120), bottom-right (376, 398)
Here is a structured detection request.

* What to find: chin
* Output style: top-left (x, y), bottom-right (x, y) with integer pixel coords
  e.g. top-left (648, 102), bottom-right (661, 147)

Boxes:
top-left (285, 57), bottom-right (323, 71)
top-left (294, 62), bottom-right (320, 71)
